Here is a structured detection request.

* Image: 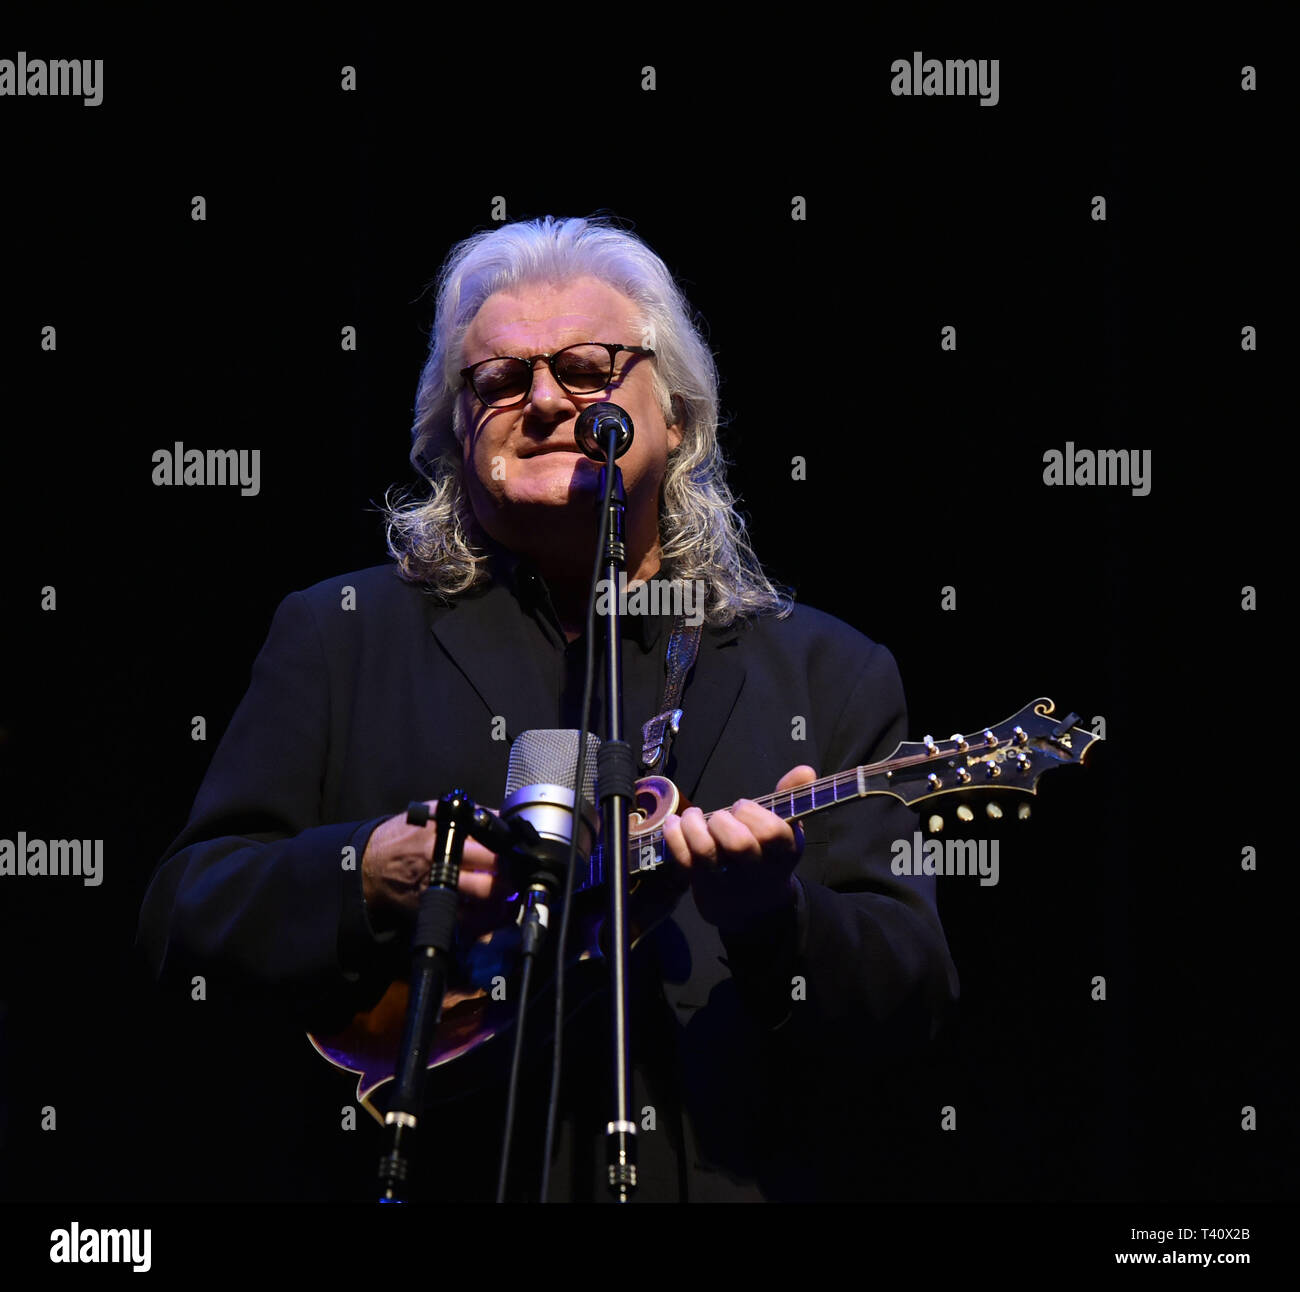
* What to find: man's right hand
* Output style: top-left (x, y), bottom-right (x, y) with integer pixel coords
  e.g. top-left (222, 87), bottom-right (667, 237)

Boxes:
top-left (361, 804), bottom-right (508, 929)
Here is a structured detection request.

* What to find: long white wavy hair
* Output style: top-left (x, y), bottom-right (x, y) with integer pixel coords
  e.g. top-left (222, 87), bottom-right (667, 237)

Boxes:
top-left (384, 214), bottom-right (792, 627)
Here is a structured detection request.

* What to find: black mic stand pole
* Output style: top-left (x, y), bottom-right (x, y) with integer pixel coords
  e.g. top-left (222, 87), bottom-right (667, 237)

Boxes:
top-left (596, 427), bottom-right (638, 1202)
top-left (376, 789), bottom-right (474, 1203)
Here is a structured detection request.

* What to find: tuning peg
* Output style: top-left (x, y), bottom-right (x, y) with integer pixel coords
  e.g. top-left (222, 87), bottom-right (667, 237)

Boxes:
top-left (950, 733), bottom-right (969, 751)
top-left (1018, 803), bottom-right (1031, 821)
top-left (983, 729), bottom-right (997, 747)
top-left (1015, 753), bottom-right (1031, 774)
top-left (956, 805), bottom-right (974, 823)
top-left (985, 762), bottom-right (1001, 779)
top-left (1013, 726), bottom-right (1028, 745)
top-left (956, 766), bottom-right (972, 785)
top-left (927, 814), bottom-right (944, 833)
top-left (926, 772), bottom-right (943, 791)
top-left (924, 735), bottom-right (939, 756)
top-left (986, 802), bottom-right (1003, 820)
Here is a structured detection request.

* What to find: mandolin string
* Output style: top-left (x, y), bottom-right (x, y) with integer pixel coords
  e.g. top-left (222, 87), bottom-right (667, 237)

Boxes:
top-left (626, 730), bottom-right (1051, 861)
top-left (595, 718), bottom-right (1071, 878)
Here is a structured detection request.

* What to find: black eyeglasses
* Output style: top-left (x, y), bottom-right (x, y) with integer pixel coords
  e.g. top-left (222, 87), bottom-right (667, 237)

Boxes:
top-left (459, 342), bottom-right (655, 408)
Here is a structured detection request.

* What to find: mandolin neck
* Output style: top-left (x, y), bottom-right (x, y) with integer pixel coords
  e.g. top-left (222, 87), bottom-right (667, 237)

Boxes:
top-left (577, 700), bottom-right (1093, 893)
top-left (582, 759), bottom-right (892, 891)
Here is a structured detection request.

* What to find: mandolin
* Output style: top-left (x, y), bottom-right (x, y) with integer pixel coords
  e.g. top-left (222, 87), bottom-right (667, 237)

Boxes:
top-left (308, 697), bottom-right (1098, 1122)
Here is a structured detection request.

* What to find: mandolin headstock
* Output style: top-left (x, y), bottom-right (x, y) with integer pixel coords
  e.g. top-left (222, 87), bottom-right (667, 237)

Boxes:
top-left (869, 698), bottom-right (1099, 807)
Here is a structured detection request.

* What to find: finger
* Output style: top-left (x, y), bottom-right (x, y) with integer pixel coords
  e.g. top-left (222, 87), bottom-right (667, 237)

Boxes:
top-left (775, 765), bottom-right (818, 792)
top-left (662, 813), bottom-right (691, 868)
top-left (729, 798), bottom-right (797, 851)
top-left (678, 806), bottom-right (719, 865)
top-left (407, 820), bottom-right (498, 872)
top-left (707, 807), bottom-right (761, 861)
top-left (457, 868), bottom-right (497, 899)
top-left (656, 816), bottom-right (694, 893)
top-left (414, 799), bottom-right (499, 865)
top-left (457, 836), bottom-right (500, 871)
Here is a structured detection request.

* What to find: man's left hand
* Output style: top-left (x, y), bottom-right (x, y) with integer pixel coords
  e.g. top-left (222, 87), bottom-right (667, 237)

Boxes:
top-left (661, 765), bottom-right (817, 935)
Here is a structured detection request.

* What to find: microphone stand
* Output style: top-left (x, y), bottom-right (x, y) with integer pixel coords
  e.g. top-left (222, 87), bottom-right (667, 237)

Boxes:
top-left (495, 828), bottom-right (571, 1202)
top-left (596, 427), bottom-right (638, 1202)
top-left (377, 790), bottom-right (543, 1206)
top-left (376, 789), bottom-right (503, 1203)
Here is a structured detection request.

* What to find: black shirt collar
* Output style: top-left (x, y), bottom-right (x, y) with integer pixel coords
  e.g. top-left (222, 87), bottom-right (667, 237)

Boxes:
top-left (485, 542), bottom-right (672, 654)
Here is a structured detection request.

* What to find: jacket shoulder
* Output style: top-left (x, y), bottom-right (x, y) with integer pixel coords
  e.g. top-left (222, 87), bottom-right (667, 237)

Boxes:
top-left (283, 562), bottom-right (447, 628)
top-left (249, 565), bottom-right (445, 662)
top-left (736, 601), bottom-right (892, 669)
top-left (293, 562), bottom-right (428, 609)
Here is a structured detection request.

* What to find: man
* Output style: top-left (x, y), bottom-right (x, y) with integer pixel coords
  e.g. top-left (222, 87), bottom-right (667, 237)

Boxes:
top-left (137, 214), bottom-right (959, 1202)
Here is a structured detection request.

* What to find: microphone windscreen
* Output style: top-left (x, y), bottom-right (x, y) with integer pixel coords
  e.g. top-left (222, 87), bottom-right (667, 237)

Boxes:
top-left (505, 729), bottom-right (601, 806)
top-left (574, 401), bottom-right (634, 461)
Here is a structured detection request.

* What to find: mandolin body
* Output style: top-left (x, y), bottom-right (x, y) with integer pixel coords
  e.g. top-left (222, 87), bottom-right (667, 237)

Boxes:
top-left (307, 775), bottom-right (688, 1123)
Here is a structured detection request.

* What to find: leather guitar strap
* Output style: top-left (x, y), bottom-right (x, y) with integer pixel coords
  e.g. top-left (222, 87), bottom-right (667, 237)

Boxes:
top-left (640, 616), bottom-right (703, 775)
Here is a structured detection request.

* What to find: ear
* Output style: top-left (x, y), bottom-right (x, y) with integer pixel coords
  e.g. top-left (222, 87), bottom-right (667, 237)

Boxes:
top-left (667, 393), bottom-right (686, 450)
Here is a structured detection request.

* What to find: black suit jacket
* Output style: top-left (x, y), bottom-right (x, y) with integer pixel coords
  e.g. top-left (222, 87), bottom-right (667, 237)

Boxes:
top-left (137, 562), bottom-right (959, 1200)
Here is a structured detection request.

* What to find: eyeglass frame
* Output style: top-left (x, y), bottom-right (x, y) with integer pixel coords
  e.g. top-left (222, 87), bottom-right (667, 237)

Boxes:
top-left (458, 342), bottom-right (656, 408)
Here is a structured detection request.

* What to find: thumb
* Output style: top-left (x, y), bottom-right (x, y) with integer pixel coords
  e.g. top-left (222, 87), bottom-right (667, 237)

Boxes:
top-left (775, 764), bottom-right (818, 792)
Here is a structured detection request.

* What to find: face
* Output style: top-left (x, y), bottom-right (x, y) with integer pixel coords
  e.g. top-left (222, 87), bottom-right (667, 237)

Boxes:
top-left (458, 276), bottom-right (683, 577)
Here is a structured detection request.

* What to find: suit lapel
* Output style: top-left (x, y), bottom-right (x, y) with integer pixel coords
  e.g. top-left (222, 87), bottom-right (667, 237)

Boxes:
top-left (427, 583), bottom-right (558, 740)
top-left (430, 581), bottom-right (750, 803)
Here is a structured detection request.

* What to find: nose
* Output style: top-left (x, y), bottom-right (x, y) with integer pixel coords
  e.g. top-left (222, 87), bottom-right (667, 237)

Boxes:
top-left (523, 356), bottom-right (575, 415)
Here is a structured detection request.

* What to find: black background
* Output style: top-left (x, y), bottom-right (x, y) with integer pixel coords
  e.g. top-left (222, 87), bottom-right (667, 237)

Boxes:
top-left (0, 7), bottom-right (1286, 1269)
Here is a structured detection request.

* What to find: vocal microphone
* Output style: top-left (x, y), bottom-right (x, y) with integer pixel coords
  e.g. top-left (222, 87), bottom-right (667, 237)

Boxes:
top-left (574, 402), bottom-right (634, 462)
top-left (501, 729), bottom-right (601, 897)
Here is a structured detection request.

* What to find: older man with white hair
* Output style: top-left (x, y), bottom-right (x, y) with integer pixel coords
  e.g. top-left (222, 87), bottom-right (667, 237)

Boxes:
top-left (139, 214), bottom-right (959, 1202)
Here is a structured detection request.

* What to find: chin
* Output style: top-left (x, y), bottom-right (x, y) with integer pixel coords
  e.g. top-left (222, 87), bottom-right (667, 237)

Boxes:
top-left (514, 456), bottom-right (600, 500)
